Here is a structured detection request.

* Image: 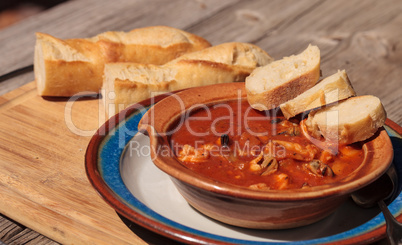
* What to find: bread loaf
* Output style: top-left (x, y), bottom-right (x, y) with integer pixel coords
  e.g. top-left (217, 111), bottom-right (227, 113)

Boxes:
top-left (102, 42), bottom-right (273, 114)
top-left (304, 95), bottom-right (386, 145)
top-left (280, 70), bottom-right (356, 119)
top-left (34, 26), bottom-right (211, 96)
top-left (245, 44), bottom-right (321, 111)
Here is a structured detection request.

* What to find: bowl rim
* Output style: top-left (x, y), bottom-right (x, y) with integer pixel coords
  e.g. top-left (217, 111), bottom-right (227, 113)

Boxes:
top-left (138, 82), bottom-right (394, 201)
top-left (85, 85), bottom-right (402, 244)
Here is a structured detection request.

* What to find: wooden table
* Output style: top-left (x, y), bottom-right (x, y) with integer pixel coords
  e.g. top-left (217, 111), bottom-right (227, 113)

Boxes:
top-left (0, 0), bottom-right (400, 244)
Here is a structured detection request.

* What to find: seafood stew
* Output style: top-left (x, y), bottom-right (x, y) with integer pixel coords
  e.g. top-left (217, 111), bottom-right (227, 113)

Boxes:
top-left (169, 99), bottom-right (364, 190)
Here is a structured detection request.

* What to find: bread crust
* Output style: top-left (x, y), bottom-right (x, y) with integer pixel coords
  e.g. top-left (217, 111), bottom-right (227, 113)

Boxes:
top-left (102, 42), bottom-right (273, 115)
top-left (34, 26), bottom-right (211, 96)
top-left (305, 95), bottom-right (387, 145)
top-left (247, 70), bottom-right (320, 111)
top-left (245, 45), bottom-right (321, 111)
top-left (113, 79), bottom-right (174, 113)
top-left (280, 70), bottom-right (356, 119)
top-left (169, 59), bottom-right (252, 91)
top-left (40, 60), bottom-right (103, 96)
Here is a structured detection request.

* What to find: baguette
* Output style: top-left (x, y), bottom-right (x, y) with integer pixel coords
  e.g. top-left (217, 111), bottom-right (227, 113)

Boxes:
top-left (102, 42), bottom-right (273, 114)
top-left (34, 26), bottom-right (211, 96)
top-left (280, 70), bottom-right (356, 119)
top-left (245, 44), bottom-right (321, 111)
top-left (304, 95), bottom-right (387, 145)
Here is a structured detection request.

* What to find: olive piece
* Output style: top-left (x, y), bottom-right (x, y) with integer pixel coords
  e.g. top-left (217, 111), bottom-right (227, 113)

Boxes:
top-left (221, 134), bottom-right (229, 147)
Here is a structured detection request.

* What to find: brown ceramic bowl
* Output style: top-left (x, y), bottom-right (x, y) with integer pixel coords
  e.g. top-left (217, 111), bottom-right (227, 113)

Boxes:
top-left (137, 82), bottom-right (394, 230)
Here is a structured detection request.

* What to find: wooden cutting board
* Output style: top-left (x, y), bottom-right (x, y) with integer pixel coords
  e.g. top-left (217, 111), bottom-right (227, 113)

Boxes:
top-left (0, 82), bottom-right (147, 244)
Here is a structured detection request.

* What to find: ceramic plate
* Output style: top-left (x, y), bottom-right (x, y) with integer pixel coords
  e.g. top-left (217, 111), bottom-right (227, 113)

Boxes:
top-left (85, 94), bottom-right (402, 244)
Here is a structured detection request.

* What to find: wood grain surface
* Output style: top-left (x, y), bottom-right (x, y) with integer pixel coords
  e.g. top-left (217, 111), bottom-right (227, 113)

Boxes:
top-left (0, 0), bottom-right (400, 125)
top-left (0, 0), bottom-right (401, 244)
top-left (0, 82), bottom-right (148, 244)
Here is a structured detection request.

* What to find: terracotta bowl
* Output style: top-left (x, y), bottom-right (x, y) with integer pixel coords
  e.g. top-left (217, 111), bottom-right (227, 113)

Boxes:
top-left (137, 82), bottom-right (394, 229)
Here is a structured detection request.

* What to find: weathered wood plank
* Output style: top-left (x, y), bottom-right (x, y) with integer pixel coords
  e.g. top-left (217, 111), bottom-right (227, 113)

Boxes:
top-left (254, 0), bottom-right (402, 125)
top-left (0, 214), bottom-right (58, 245)
top-left (187, 0), bottom-right (402, 125)
top-left (0, 0), bottom-right (238, 94)
top-left (187, 0), bottom-right (322, 45)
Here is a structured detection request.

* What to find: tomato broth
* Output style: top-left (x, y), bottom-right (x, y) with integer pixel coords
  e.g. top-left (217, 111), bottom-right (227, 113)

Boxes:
top-left (169, 100), bottom-right (364, 190)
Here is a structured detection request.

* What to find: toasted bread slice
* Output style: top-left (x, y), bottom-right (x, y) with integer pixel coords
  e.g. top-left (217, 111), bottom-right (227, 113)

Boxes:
top-left (280, 70), bottom-right (356, 119)
top-left (304, 95), bottom-right (386, 145)
top-left (245, 44), bottom-right (321, 111)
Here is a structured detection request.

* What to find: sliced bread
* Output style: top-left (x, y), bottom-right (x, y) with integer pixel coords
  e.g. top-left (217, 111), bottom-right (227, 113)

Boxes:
top-left (102, 42), bottom-right (274, 115)
top-left (280, 70), bottom-right (356, 119)
top-left (34, 26), bottom-right (211, 96)
top-left (245, 44), bottom-right (321, 111)
top-left (304, 95), bottom-right (387, 145)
